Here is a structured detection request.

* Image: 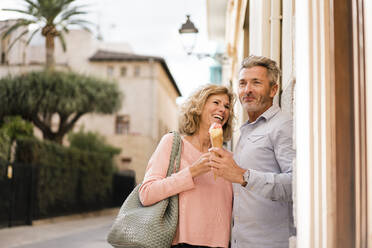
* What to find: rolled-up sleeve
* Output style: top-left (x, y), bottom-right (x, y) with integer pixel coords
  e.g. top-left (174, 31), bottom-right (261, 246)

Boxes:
top-left (139, 133), bottom-right (195, 206)
top-left (245, 119), bottom-right (295, 202)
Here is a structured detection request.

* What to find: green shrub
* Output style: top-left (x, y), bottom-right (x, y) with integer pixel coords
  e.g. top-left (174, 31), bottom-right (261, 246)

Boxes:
top-left (0, 130), bottom-right (10, 161)
top-left (0, 116), bottom-right (33, 161)
top-left (15, 137), bottom-right (114, 217)
top-left (1, 116), bottom-right (33, 141)
top-left (68, 129), bottom-right (121, 158)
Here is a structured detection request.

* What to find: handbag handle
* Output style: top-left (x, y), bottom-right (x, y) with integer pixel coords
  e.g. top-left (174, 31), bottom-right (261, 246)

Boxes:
top-left (166, 131), bottom-right (182, 177)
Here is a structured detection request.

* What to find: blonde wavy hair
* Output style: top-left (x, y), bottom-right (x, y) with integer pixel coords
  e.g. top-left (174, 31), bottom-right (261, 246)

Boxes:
top-left (179, 84), bottom-right (235, 141)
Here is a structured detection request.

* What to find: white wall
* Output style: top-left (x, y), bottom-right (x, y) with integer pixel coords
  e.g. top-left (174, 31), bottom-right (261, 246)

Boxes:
top-left (249, 0), bottom-right (271, 56)
top-left (281, 0), bottom-right (295, 91)
top-left (295, 1), bottom-right (312, 247)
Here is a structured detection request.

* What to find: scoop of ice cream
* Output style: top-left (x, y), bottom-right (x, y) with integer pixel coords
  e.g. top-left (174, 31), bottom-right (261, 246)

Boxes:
top-left (209, 122), bottom-right (223, 138)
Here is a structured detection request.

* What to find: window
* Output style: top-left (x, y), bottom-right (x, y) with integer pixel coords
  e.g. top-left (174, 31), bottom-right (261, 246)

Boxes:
top-left (120, 66), bottom-right (127, 77)
top-left (210, 64), bottom-right (222, 85)
top-left (121, 157), bottom-right (132, 167)
top-left (119, 157), bottom-right (132, 171)
top-left (115, 115), bottom-right (130, 134)
top-left (134, 65), bottom-right (140, 77)
top-left (107, 66), bottom-right (114, 77)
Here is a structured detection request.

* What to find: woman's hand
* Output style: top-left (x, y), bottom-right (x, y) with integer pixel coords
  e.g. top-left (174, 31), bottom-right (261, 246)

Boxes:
top-left (189, 152), bottom-right (212, 178)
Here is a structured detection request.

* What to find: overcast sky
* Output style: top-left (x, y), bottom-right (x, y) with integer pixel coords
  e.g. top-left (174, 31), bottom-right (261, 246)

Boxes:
top-left (0, 0), bottom-right (215, 102)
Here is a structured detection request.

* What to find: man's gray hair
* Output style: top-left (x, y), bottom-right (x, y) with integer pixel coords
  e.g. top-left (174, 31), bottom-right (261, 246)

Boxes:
top-left (240, 55), bottom-right (281, 86)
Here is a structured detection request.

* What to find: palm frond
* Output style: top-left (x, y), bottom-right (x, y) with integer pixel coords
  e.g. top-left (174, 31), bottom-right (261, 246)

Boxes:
top-left (60, 8), bottom-right (88, 22)
top-left (2, 8), bottom-right (34, 16)
top-left (2, 8), bottom-right (41, 23)
top-left (6, 29), bottom-right (29, 52)
top-left (25, 28), bottom-right (41, 45)
top-left (2, 19), bottom-right (35, 39)
top-left (19, 0), bottom-right (41, 18)
top-left (65, 19), bottom-right (94, 26)
top-left (38, 0), bottom-right (72, 24)
top-left (24, 0), bottom-right (39, 9)
top-left (61, 0), bottom-right (77, 6)
top-left (58, 33), bottom-right (67, 51)
top-left (59, 24), bottom-right (70, 34)
top-left (65, 20), bottom-right (93, 33)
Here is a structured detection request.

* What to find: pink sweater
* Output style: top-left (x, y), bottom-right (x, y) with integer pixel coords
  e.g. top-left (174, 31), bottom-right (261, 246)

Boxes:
top-left (139, 133), bottom-right (232, 248)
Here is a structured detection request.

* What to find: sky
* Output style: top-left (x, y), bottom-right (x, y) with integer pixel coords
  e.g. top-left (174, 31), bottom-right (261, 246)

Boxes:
top-left (0, 0), bottom-right (216, 103)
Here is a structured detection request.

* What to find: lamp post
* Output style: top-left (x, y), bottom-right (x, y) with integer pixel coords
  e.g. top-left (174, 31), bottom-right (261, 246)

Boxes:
top-left (179, 15), bottom-right (228, 85)
top-left (178, 15), bottom-right (199, 55)
top-left (178, 15), bottom-right (227, 64)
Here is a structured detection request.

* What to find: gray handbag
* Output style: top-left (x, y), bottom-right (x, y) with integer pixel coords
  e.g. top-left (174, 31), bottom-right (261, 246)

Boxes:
top-left (107, 131), bottom-right (182, 248)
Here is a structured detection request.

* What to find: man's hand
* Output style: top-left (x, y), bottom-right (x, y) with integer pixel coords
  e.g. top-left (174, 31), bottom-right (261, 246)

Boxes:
top-left (209, 147), bottom-right (246, 184)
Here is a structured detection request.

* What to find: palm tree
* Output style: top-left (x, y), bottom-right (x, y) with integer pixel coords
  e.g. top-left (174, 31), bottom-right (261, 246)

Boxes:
top-left (2, 0), bottom-right (92, 70)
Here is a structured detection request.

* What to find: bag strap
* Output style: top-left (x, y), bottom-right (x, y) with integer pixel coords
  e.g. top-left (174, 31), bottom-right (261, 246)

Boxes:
top-left (166, 131), bottom-right (182, 177)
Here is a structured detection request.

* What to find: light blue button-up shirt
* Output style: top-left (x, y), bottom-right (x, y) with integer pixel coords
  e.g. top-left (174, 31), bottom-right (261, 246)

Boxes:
top-left (231, 104), bottom-right (296, 248)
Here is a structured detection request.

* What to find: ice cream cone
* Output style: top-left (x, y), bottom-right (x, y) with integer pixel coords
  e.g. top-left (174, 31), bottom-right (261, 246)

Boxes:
top-left (209, 123), bottom-right (223, 180)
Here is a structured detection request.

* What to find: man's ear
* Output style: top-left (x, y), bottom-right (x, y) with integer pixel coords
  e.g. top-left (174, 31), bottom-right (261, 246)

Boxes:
top-left (270, 83), bottom-right (279, 98)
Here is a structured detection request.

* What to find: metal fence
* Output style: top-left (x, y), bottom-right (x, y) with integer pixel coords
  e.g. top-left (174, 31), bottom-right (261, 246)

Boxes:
top-left (0, 160), bottom-right (36, 228)
top-left (0, 159), bottom-right (136, 228)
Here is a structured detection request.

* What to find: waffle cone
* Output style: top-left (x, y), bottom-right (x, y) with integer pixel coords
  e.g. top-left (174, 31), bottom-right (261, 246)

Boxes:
top-left (209, 127), bottom-right (223, 180)
top-left (211, 135), bottom-right (223, 148)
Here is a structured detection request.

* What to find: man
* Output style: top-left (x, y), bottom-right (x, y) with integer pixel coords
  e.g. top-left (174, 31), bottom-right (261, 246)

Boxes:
top-left (210, 55), bottom-right (295, 248)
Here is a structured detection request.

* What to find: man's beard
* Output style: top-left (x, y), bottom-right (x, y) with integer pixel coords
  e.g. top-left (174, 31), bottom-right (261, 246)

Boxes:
top-left (240, 93), bottom-right (272, 112)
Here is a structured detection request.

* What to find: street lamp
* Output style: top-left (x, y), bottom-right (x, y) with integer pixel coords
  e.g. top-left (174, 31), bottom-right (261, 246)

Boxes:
top-left (178, 15), bottom-right (199, 55)
top-left (179, 15), bottom-right (228, 85)
top-left (178, 15), bottom-right (227, 63)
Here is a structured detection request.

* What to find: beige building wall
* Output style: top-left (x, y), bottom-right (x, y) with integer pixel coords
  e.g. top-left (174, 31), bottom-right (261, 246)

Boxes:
top-left (84, 61), bottom-right (155, 137)
top-left (155, 63), bottom-right (179, 139)
top-left (77, 60), bottom-right (180, 182)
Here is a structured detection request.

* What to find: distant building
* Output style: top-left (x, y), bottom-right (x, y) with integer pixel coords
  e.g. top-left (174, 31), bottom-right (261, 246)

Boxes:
top-left (84, 50), bottom-right (181, 183)
top-left (0, 22), bottom-right (181, 183)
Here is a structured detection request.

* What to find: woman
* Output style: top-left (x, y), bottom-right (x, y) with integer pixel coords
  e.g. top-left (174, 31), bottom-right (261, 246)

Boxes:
top-left (139, 84), bottom-right (235, 248)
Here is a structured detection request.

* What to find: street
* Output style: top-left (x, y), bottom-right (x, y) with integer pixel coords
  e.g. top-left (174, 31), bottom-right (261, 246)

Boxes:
top-left (0, 208), bottom-right (118, 248)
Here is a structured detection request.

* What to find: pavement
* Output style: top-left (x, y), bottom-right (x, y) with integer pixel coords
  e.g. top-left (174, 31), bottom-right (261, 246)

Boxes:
top-left (0, 208), bottom-right (119, 248)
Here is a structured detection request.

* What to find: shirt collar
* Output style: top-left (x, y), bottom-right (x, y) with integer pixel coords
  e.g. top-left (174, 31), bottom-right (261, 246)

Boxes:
top-left (261, 104), bottom-right (280, 120)
top-left (241, 104), bottom-right (280, 128)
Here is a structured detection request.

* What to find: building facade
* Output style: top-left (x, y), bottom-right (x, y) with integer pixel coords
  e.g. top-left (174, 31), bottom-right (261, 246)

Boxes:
top-left (85, 50), bottom-right (181, 183)
top-left (0, 24), bottom-right (181, 183)
top-left (207, 0), bottom-right (372, 247)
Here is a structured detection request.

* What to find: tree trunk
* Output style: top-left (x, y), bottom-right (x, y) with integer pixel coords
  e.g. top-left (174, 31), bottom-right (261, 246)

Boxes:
top-left (52, 135), bottom-right (63, 145)
top-left (42, 25), bottom-right (57, 71)
top-left (42, 131), bottom-right (63, 145)
top-left (45, 33), bottom-right (55, 71)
